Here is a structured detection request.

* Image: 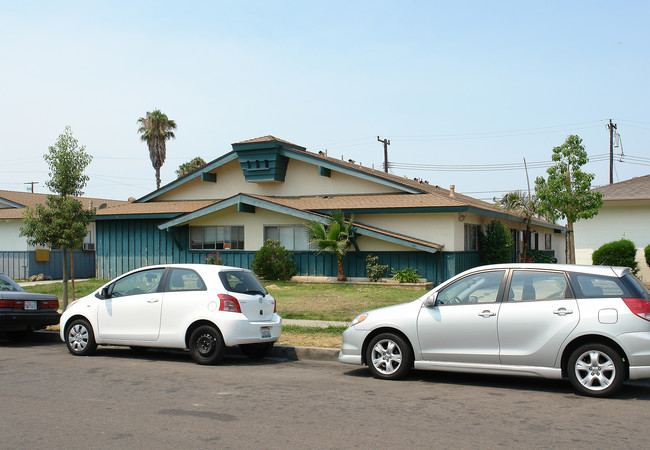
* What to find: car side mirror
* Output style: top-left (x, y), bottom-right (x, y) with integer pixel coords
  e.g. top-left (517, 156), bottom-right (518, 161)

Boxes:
top-left (96, 286), bottom-right (110, 299)
top-left (423, 292), bottom-right (437, 307)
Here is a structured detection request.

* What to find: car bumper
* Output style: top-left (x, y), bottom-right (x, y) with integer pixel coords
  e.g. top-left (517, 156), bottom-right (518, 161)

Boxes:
top-left (338, 326), bottom-right (365, 365)
top-left (0, 311), bottom-right (61, 331)
top-left (218, 313), bottom-right (282, 347)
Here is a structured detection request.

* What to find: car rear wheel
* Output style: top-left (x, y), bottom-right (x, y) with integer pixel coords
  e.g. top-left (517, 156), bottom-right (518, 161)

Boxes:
top-left (568, 343), bottom-right (625, 397)
top-left (65, 319), bottom-right (97, 356)
top-left (240, 342), bottom-right (274, 359)
top-left (366, 333), bottom-right (413, 380)
top-left (189, 325), bottom-right (225, 365)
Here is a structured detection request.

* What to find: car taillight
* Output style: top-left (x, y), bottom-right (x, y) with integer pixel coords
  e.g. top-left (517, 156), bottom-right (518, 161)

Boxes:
top-left (0, 299), bottom-right (13, 308)
top-left (623, 298), bottom-right (650, 321)
top-left (41, 300), bottom-right (59, 310)
top-left (218, 294), bottom-right (242, 313)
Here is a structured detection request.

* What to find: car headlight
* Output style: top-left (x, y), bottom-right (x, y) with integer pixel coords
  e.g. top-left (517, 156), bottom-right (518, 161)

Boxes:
top-left (351, 313), bottom-right (368, 326)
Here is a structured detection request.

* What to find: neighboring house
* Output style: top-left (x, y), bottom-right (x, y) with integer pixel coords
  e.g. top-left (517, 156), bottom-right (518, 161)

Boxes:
top-left (0, 190), bottom-right (125, 279)
top-left (574, 174), bottom-right (650, 284)
top-left (94, 136), bottom-right (565, 283)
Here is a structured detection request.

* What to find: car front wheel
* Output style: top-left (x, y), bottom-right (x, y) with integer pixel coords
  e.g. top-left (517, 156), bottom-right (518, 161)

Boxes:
top-left (65, 319), bottom-right (97, 356)
top-left (567, 343), bottom-right (625, 397)
top-left (189, 325), bottom-right (225, 365)
top-left (366, 333), bottom-right (413, 380)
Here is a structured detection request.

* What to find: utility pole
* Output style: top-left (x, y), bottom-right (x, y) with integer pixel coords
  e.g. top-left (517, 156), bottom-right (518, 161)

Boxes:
top-left (377, 136), bottom-right (390, 173)
top-left (607, 119), bottom-right (617, 184)
top-left (24, 181), bottom-right (39, 193)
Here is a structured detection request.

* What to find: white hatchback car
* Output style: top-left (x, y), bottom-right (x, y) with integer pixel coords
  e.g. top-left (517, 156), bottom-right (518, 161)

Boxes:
top-left (60, 264), bottom-right (281, 364)
top-left (339, 263), bottom-right (650, 397)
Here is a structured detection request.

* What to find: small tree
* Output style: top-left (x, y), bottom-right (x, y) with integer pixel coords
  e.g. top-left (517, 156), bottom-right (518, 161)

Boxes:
top-left (176, 156), bottom-right (206, 178)
top-left (535, 135), bottom-right (603, 264)
top-left (592, 239), bottom-right (639, 274)
top-left (645, 244), bottom-right (650, 268)
top-left (306, 210), bottom-right (355, 281)
top-left (251, 240), bottom-right (297, 281)
top-left (498, 190), bottom-right (539, 262)
top-left (480, 220), bottom-right (513, 264)
top-left (20, 126), bottom-right (94, 310)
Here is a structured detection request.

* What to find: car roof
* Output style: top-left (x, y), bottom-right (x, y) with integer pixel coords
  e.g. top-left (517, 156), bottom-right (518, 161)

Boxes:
top-left (467, 263), bottom-right (630, 277)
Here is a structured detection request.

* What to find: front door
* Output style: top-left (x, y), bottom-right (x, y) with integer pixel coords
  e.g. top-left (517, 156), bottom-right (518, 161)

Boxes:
top-left (417, 270), bottom-right (506, 364)
top-left (97, 268), bottom-right (166, 341)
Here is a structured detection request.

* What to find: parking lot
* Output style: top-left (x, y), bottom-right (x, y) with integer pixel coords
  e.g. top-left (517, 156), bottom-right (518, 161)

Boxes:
top-left (3, 332), bottom-right (650, 449)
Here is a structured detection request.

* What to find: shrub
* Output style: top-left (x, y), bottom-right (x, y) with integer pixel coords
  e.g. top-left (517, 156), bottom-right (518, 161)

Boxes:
top-left (479, 220), bottom-right (513, 264)
top-left (391, 266), bottom-right (419, 283)
top-left (204, 252), bottom-right (223, 265)
top-left (645, 244), bottom-right (650, 268)
top-left (366, 255), bottom-right (389, 282)
top-left (251, 240), bottom-right (297, 281)
top-left (592, 239), bottom-right (638, 274)
top-left (527, 249), bottom-right (553, 263)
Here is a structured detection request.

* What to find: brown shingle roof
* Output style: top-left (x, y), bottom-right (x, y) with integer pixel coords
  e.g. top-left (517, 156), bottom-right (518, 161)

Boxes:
top-left (95, 200), bottom-right (217, 216)
top-left (593, 174), bottom-right (650, 200)
top-left (0, 190), bottom-right (127, 219)
top-left (232, 135), bottom-right (306, 150)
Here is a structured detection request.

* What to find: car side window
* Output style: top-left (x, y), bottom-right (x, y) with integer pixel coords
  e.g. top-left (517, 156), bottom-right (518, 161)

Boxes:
top-left (110, 268), bottom-right (165, 298)
top-left (166, 268), bottom-right (206, 292)
top-left (437, 270), bottom-right (505, 305)
top-left (570, 273), bottom-right (626, 298)
top-left (508, 270), bottom-right (569, 302)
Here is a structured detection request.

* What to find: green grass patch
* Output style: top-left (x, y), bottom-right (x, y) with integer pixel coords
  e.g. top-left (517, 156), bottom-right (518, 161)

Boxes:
top-left (266, 282), bottom-right (426, 321)
top-left (22, 279), bottom-right (106, 299)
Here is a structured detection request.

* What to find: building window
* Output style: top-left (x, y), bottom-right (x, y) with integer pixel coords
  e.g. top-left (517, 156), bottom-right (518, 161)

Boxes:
top-left (545, 233), bottom-right (552, 250)
top-left (264, 225), bottom-right (312, 250)
top-left (190, 226), bottom-right (244, 250)
top-left (464, 224), bottom-right (480, 251)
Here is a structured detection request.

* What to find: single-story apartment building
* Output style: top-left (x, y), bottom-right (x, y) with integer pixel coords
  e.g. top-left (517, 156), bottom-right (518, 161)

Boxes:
top-left (92, 136), bottom-right (566, 283)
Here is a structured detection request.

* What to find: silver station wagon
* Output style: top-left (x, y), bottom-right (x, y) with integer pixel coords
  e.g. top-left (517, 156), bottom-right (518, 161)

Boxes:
top-left (339, 264), bottom-right (650, 397)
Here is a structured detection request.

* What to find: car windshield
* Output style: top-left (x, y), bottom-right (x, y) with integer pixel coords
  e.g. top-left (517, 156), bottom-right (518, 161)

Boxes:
top-left (218, 270), bottom-right (267, 295)
top-left (0, 274), bottom-right (24, 292)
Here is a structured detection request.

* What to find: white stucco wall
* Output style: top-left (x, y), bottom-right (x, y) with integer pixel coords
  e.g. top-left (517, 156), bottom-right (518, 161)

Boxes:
top-left (0, 219), bottom-right (33, 251)
top-left (158, 159), bottom-right (401, 201)
top-left (574, 202), bottom-right (650, 283)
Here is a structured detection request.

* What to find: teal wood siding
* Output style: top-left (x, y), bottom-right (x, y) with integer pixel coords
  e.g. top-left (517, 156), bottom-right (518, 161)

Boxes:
top-left (0, 250), bottom-right (95, 280)
top-left (96, 220), bottom-right (481, 283)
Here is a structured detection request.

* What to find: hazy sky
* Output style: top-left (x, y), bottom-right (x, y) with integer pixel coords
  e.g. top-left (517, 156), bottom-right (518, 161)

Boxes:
top-left (1, 1), bottom-right (648, 201)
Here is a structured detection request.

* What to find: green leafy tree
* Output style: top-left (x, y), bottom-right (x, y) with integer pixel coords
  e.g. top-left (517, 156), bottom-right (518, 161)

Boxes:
top-left (176, 156), bottom-right (206, 178)
top-left (480, 220), bottom-right (513, 264)
top-left (535, 135), bottom-right (603, 264)
top-left (645, 244), bottom-right (650, 268)
top-left (137, 109), bottom-right (177, 189)
top-left (306, 210), bottom-right (355, 281)
top-left (20, 126), bottom-right (94, 310)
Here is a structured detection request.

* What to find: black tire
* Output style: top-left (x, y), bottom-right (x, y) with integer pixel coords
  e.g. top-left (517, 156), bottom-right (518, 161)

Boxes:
top-left (365, 333), bottom-right (413, 380)
top-left (240, 342), bottom-right (274, 360)
top-left (65, 319), bottom-right (97, 356)
top-left (567, 343), bottom-right (626, 397)
top-left (189, 325), bottom-right (225, 365)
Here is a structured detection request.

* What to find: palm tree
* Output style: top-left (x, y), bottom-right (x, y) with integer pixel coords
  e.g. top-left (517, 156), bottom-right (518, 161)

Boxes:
top-left (137, 109), bottom-right (177, 189)
top-left (306, 210), bottom-right (355, 281)
top-left (498, 190), bottom-right (540, 262)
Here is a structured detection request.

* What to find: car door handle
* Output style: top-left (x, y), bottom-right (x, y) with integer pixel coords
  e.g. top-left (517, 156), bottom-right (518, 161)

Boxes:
top-left (478, 310), bottom-right (496, 318)
top-left (147, 299), bottom-right (159, 303)
top-left (553, 308), bottom-right (573, 316)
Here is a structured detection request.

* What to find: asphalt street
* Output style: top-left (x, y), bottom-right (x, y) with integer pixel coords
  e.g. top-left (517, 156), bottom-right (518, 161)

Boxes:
top-left (3, 332), bottom-right (650, 449)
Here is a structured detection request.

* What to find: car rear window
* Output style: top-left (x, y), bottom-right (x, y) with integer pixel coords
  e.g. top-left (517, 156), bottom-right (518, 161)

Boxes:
top-left (621, 273), bottom-right (650, 300)
top-left (218, 270), bottom-right (267, 295)
top-left (569, 273), bottom-right (627, 298)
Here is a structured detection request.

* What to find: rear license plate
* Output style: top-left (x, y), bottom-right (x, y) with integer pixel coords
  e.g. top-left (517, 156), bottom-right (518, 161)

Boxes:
top-left (260, 327), bottom-right (271, 338)
top-left (24, 301), bottom-right (37, 310)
